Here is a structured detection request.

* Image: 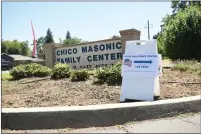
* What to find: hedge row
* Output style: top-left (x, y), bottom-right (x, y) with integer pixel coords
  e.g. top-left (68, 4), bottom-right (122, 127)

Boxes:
top-left (10, 63), bottom-right (91, 82)
top-left (10, 62), bottom-right (123, 84)
top-left (10, 63), bottom-right (51, 80)
top-left (51, 63), bottom-right (90, 81)
top-left (50, 62), bottom-right (122, 84)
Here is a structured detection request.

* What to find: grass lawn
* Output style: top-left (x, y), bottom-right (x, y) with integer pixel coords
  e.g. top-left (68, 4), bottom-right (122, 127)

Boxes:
top-left (173, 60), bottom-right (201, 72)
top-left (2, 72), bottom-right (13, 81)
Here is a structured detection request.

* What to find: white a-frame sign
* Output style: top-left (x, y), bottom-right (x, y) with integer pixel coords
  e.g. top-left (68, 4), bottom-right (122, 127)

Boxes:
top-left (120, 40), bottom-right (162, 102)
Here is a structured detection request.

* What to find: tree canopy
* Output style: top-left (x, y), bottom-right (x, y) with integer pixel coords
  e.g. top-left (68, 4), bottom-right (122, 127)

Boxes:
top-left (45, 28), bottom-right (54, 43)
top-left (157, 5), bottom-right (201, 59)
top-left (1, 40), bottom-right (30, 56)
top-left (63, 37), bottom-right (88, 45)
top-left (171, 1), bottom-right (201, 14)
top-left (66, 30), bottom-right (71, 40)
top-left (153, 32), bottom-right (160, 39)
top-left (31, 36), bottom-right (46, 59)
top-left (111, 35), bottom-right (120, 39)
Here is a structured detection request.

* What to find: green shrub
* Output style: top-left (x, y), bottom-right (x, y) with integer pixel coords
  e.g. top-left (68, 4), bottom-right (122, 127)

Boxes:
top-left (32, 66), bottom-right (51, 77)
top-left (94, 67), bottom-right (110, 83)
top-left (25, 63), bottom-right (51, 77)
top-left (94, 61), bottom-right (122, 85)
top-left (106, 62), bottom-right (122, 85)
top-left (159, 6), bottom-right (201, 60)
top-left (173, 60), bottom-right (201, 72)
top-left (106, 63), bottom-right (122, 85)
top-left (10, 65), bottom-right (27, 80)
top-left (88, 70), bottom-right (96, 75)
top-left (113, 61), bottom-right (122, 70)
top-left (25, 63), bottom-right (49, 77)
top-left (10, 63), bottom-right (51, 80)
top-left (51, 62), bottom-right (71, 79)
top-left (173, 64), bottom-right (190, 71)
top-left (70, 69), bottom-right (90, 81)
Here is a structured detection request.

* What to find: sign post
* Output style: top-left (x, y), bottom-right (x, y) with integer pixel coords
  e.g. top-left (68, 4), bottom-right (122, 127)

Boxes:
top-left (120, 40), bottom-right (162, 101)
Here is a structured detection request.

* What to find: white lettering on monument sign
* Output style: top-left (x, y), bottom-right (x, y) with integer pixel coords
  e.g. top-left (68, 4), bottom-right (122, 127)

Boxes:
top-left (55, 40), bottom-right (122, 69)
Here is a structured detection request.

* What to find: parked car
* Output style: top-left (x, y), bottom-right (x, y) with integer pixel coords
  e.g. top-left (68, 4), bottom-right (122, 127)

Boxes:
top-left (1, 59), bottom-right (13, 70)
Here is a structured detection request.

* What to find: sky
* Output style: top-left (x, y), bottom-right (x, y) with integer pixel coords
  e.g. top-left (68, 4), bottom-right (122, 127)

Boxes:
top-left (2, 2), bottom-right (172, 47)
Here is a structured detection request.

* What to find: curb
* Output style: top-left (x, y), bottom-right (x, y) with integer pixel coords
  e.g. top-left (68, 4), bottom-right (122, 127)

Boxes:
top-left (2, 95), bottom-right (201, 130)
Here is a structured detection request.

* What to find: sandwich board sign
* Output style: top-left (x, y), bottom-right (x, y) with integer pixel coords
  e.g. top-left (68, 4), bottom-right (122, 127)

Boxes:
top-left (120, 40), bottom-right (162, 102)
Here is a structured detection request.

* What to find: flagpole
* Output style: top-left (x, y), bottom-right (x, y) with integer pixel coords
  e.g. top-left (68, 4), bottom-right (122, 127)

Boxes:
top-left (31, 20), bottom-right (37, 58)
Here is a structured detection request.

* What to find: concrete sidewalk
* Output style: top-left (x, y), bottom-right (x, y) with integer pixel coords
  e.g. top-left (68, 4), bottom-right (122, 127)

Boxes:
top-left (2, 113), bottom-right (200, 133)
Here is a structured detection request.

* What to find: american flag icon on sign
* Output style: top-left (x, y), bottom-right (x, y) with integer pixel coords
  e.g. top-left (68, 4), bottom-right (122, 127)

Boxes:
top-left (123, 59), bottom-right (132, 67)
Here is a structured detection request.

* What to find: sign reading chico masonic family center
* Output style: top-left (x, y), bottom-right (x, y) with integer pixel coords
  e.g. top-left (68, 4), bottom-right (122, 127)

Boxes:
top-left (55, 39), bottom-right (123, 69)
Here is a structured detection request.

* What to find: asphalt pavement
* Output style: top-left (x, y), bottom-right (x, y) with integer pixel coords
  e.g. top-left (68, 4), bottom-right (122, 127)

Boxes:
top-left (2, 113), bottom-right (200, 133)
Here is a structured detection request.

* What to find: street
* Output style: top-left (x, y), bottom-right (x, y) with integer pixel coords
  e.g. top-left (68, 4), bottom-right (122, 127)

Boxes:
top-left (2, 113), bottom-right (200, 133)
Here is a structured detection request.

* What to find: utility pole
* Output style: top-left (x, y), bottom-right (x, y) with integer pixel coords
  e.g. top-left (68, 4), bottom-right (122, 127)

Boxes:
top-left (144, 20), bottom-right (153, 40)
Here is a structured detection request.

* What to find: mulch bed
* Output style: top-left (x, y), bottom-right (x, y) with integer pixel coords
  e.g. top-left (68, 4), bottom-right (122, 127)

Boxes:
top-left (2, 68), bottom-right (201, 108)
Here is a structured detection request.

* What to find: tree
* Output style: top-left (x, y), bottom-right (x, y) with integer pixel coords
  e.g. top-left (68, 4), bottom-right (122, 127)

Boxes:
top-left (8, 40), bottom-right (21, 54)
top-left (1, 41), bottom-right (8, 53)
top-left (111, 35), bottom-right (120, 39)
top-left (157, 5), bottom-right (201, 60)
top-left (1, 40), bottom-right (30, 56)
top-left (37, 48), bottom-right (45, 59)
top-left (59, 38), bottom-right (63, 44)
top-left (171, 1), bottom-right (201, 14)
top-left (63, 37), bottom-right (88, 45)
top-left (20, 41), bottom-right (30, 56)
top-left (36, 37), bottom-right (45, 59)
top-left (153, 32), bottom-right (160, 39)
top-left (66, 30), bottom-right (71, 39)
top-left (160, 1), bottom-right (201, 31)
top-left (45, 28), bottom-right (54, 43)
top-left (36, 37), bottom-right (45, 50)
top-left (161, 14), bottom-right (173, 27)
top-left (31, 36), bottom-right (46, 59)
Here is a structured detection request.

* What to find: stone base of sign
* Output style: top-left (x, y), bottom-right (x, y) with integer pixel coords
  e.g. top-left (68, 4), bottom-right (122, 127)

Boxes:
top-left (2, 95), bottom-right (200, 130)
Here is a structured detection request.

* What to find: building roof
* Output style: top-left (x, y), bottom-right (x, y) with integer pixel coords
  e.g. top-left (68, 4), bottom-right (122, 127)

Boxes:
top-left (2, 54), bottom-right (44, 61)
top-left (9, 55), bottom-right (32, 61)
top-left (31, 57), bottom-right (45, 61)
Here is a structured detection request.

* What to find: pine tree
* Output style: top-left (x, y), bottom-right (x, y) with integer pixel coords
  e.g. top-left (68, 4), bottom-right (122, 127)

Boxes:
top-left (111, 35), bottom-right (120, 39)
top-left (45, 28), bottom-right (54, 43)
top-left (66, 30), bottom-right (71, 39)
